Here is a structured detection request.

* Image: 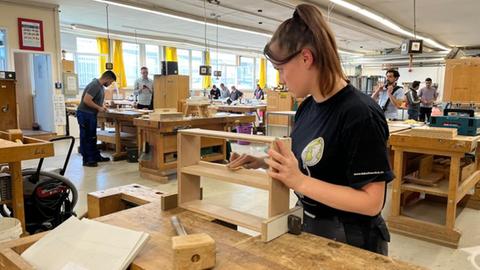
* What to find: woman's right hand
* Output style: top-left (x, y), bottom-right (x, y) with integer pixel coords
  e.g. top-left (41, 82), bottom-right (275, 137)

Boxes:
top-left (227, 152), bottom-right (268, 170)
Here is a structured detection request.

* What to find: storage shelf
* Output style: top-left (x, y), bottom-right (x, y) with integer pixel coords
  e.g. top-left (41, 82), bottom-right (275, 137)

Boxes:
top-left (180, 200), bottom-right (263, 232)
top-left (181, 161), bottom-right (269, 190)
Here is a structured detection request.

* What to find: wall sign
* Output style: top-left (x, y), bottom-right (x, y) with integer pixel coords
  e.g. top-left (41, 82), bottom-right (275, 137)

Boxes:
top-left (18, 18), bottom-right (44, 51)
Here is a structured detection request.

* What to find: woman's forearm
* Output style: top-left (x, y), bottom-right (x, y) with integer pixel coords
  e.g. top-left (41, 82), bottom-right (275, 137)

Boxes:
top-left (296, 175), bottom-right (385, 216)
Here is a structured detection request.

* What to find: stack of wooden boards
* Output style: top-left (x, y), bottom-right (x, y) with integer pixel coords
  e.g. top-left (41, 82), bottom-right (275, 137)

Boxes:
top-left (404, 155), bottom-right (475, 187)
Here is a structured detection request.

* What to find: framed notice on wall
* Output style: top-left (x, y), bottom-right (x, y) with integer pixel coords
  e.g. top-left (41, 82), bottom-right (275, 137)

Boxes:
top-left (18, 18), bottom-right (44, 51)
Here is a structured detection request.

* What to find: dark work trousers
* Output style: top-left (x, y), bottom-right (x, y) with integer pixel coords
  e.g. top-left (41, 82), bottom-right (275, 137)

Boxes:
top-left (407, 108), bottom-right (419, 121)
top-left (77, 110), bottom-right (101, 163)
top-left (302, 211), bottom-right (390, 255)
top-left (419, 107), bottom-right (432, 122)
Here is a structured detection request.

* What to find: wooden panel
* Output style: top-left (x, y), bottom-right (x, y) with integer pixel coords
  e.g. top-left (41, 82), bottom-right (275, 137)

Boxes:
top-left (266, 90), bottom-right (294, 126)
top-left (409, 127), bottom-right (457, 139)
top-left (443, 58), bottom-right (480, 102)
top-left (177, 134), bottom-right (201, 204)
top-left (402, 180), bottom-right (448, 197)
top-left (181, 200), bottom-right (263, 232)
top-left (0, 80), bottom-right (18, 131)
top-left (154, 75), bottom-right (189, 112)
top-left (268, 139), bottom-right (290, 217)
top-left (181, 161), bottom-right (270, 190)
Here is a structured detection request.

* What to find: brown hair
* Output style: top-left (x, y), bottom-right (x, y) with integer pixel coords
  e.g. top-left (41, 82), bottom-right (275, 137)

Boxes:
top-left (264, 4), bottom-right (345, 96)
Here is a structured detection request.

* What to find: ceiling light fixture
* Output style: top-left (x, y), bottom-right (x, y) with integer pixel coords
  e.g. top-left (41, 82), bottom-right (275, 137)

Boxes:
top-left (92, 0), bottom-right (272, 37)
top-left (329, 0), bottom-right (450, 51)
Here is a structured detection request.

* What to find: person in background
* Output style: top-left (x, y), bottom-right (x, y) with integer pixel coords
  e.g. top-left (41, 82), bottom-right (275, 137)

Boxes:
top-left (371, 69), bottom-right (404, 120)
top-left (254, 84), bottom-right (265, 100)
top-left (134, 67), bottom-right (153, 110)
top-left (230, 86), bottom-right (243, 101)
top-left (418, 78), bottom-right (438, 122)
top-left (210, 84), bottom-right (221, 99)
top-left (77, 71), bottom-right (116, 167)
top-left (405, 80), bottom-right (421, 120)
top-left (219, 83), bottom-right (230, 99)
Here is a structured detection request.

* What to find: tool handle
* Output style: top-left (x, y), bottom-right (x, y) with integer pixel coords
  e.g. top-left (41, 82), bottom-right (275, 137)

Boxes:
top-left (171, 216), bottom-right (188, 236)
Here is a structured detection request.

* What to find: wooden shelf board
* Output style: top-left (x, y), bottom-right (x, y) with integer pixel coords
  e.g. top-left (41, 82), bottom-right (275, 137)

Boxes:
top-left (181, 161), bottom-right (269, 190)
top-left (201, 153), bottom-right (224, 162)
top-left (401, 180), bottom-right (449, 197)
top-left (179, 128), bottom-right (282, 144)
top-left (180, 200), bottom-right (263, 232)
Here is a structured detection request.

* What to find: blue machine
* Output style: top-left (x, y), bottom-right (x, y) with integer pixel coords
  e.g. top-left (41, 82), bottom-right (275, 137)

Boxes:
top-left (430, 109), bottom-right (480, 136)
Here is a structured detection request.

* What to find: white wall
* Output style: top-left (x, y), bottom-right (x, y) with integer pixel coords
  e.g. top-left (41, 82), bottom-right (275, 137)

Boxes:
top-left (397, 66), bottom-right (445, 101)
top-left (0, 0), bottom-right (65, 134)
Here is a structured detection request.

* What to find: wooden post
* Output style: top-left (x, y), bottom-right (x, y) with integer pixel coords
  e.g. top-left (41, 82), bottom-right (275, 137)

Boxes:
top-left (178, 134), bottom-right (201, 205)
top-left (390, 149), bottom-right (404, 217)
top-left (267, 139), bottom-right (291, 217)
top-left (446, 155), bottom-right (461, 229)
top-left (9, 162), bottom-right (25, 233)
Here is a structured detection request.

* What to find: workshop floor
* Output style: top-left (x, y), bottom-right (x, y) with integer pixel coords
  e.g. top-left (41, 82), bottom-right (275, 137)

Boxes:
top-left (21, 131), bottom-right (480, 270)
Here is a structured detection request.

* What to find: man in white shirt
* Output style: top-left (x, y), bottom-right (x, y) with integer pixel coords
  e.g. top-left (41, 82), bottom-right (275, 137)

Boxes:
top-left (134, 67), bottom-right (153, 109)
top-left (371, 69), bottom-right (404, 120)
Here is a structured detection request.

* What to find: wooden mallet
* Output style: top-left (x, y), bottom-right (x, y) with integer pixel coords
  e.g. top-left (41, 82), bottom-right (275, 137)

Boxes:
top-left (171, 216), bottom-right (216, 270)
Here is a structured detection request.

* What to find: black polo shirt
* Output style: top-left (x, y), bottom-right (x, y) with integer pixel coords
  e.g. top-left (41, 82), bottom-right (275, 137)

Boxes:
top-left (291, 84), bottom-right (393, 221)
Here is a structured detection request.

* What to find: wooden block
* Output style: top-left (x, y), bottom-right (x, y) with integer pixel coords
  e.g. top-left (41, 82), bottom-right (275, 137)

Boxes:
top-left (261, 206), bottom-right (302, 242)
top-left (409, 127), bottom-right (457, 139)
top-left (172, 233), bottom-right (216, 270)
top-left (418, 155), bottom-right (433, 178)
top-left (7, 129), bottom-right (23, 142)
top-left (150, 111), bottom-right (184, 121)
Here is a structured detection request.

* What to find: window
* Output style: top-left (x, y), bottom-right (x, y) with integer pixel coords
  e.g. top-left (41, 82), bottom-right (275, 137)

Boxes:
top-left (76, 37), bottom-right (97, 54)
top-left (255, 58), bottom-right (260, 86)
top-left (0, 29), bottom-right (7, 70)
top-left (191, 50), bottom-right (203, 89)
top-left (145, 45), bottom-right (160, 75)
top-left (266, 60), bottom-right (277, 88)
top-left (75, 37), bottom-right (100, 88)
top-left (211, 52), bottom-right (237, 88)
top-left (237, 57), bottom-right (254, 90)
top-left (177, 49), bottom-right (190, 76)
top-left (76, 54), bottom-right (100, 88)
top-left (122, 42), bottom-right (140, 86)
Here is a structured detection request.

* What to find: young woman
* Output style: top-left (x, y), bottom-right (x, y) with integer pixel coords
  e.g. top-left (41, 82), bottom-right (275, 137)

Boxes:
top-left (228, 4), bottom-right (392, 255)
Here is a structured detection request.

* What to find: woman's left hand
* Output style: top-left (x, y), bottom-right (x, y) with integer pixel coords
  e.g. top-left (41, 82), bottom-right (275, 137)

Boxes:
top-left (266, 140), bottom-right (306, 190)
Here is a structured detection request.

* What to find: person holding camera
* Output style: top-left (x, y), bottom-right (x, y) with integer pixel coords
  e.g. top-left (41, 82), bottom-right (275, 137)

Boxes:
top-left (371, 69), bottom-right (404, 120)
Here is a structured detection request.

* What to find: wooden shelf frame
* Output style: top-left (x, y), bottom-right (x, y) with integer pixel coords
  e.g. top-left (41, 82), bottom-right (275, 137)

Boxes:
top-left (177, 128), bottom-right (301, 242)
top-left (388, 130), bottom-right (480, 248)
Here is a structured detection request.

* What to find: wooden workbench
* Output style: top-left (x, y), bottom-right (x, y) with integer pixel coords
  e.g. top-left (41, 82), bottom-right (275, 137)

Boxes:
top-left (0, 131), bottom-right (54, 232)
top-left (97, 110), bottom-right (147, 161)
top-left (215, 104), bottom-right (267, 124)
top-left (0, 199), bottom-right (423, 269)
top-left (133, 114), bottom-right (256, 183)
top-left (388, 130), bottom-right (480, 247)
